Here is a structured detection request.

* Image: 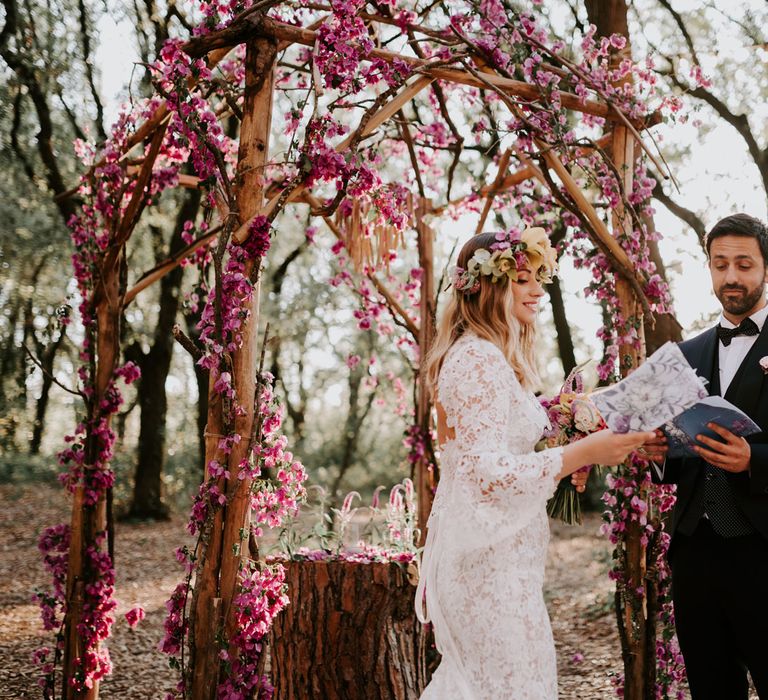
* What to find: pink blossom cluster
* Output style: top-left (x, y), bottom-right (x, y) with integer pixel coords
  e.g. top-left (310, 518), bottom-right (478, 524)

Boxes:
top-left (68, 536), bottom-right (116, 693)
top-left (180, 219), bottom-right (214, 270)
top-left (197, 242), bottom-right (259, 364)
top-left (216, 564), bottom-right (287, 699)
top-left (268, 546), bottom-right (415, 565)
top-left (328, 244), bottom-right (419, 359)
top-left (250, 375), bottom-right (308, 534)
top-left (34, 524), bottom-right (70, 694)
top-left (57, 363), bottom-right (139, 505)
top-left (162, 371), bottom-right (307, 691)
top-left (314, 0), bottom-right (373, 94)
top-left (150, 40), bottom-right (238, 186)
top-left (196, 0), bottom-right (257, 35)
top-left (159, 582), bottom-right (189, 658)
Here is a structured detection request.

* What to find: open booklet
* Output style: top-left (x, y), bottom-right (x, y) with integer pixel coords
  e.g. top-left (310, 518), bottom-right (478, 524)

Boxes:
top-left (589, 342), bottom-right (761, 453)
top-left (662, 395), bottom-right (761, 458)
top-left (590, 342), bottom-right (709, 433)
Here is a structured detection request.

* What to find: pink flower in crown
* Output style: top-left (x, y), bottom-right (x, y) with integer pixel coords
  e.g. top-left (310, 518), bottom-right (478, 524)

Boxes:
top-left (449, 265), bottom-right (480, 295)
top-left (490, 230), bottom-right (512, 251)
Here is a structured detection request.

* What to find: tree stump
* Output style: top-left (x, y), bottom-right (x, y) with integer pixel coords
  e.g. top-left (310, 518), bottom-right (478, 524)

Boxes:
top-left (268, 559), bottom-right (428, 699)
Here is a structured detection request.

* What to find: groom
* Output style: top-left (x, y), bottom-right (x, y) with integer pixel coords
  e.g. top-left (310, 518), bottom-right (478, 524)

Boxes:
top-left (646, 213), bottom-right (768, 699)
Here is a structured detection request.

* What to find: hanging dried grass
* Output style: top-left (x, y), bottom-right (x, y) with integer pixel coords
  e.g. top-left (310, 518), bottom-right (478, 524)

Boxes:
top-left (335, 193), bottom-right (418, 273)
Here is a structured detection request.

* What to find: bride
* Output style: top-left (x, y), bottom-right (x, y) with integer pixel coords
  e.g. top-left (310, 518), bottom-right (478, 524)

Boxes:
top-left (416, 228), bottom-right (653, 699)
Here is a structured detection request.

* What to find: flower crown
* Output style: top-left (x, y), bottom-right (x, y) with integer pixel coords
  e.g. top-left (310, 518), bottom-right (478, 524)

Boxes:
top-left (450, 227), bottom-right (558, 296)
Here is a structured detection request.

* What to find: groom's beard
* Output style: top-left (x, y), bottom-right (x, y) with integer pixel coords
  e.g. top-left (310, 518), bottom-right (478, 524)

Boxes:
top-left (715, 283), bottom-right (765, 316)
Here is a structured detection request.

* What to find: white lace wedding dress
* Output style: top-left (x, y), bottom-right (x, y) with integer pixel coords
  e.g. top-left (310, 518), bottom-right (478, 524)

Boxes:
top-left (415, 334), bottom-right (563, 699)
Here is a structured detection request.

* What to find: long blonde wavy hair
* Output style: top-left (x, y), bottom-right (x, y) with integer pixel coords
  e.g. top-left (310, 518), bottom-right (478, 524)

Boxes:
top-left (424, 231), bottom-right (540, 401)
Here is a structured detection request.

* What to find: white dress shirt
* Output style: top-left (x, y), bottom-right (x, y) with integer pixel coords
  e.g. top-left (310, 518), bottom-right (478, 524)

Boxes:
top-left (717, 303), bottom-right (768, 395)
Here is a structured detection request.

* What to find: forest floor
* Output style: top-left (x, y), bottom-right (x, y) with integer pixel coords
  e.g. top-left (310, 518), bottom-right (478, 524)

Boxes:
top-left (0, 482), bottom-right (757, 699)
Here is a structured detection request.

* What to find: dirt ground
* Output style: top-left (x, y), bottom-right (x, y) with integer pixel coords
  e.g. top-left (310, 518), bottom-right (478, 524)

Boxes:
top-left (0, 482), bottom-right (751, 699)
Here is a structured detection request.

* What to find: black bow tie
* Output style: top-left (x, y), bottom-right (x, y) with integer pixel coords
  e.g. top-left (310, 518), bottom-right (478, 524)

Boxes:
top-left (716, 317), bottom-right (760, 346)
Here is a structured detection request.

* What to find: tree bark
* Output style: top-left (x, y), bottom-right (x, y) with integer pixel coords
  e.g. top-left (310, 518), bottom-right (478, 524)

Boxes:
top-left (126, 187), bottom-right (201, 520)
top-left (268, 560), bottom-right (427, 700)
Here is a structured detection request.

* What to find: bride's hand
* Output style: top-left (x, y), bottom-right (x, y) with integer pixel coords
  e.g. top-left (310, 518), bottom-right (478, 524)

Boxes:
top-left (579, 429), bottom-right (658, 467)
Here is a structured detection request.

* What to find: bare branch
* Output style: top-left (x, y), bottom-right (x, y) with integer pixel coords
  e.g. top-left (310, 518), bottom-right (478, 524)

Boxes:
top-left (77, 0), bottom-right (108, 141)
top-left (652, 177), bottom-right (707, 251)
top-left (655, 0), bottom-right (701, 66)
top-left (57, 91), bottom-right (88, 142)
top-left (23, 344), bottom-right (84, 398)
top-left (397, 112), bottom-right (426, 199)
top-left (172, 324), bottom-right (205, 363)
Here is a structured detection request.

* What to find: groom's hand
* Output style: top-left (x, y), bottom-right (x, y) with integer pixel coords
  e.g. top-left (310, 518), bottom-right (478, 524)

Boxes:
top-left (570, 467), bottom-right (589, 493)
top-left (638, 429), bottom-right (668, 462)
top-left (693, 422), bottom-right (751, 473)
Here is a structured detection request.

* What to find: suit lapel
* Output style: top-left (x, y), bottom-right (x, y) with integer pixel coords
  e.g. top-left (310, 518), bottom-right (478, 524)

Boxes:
top-left (724, 321), bottom-right (768, 417)
top-left (686, 327), bottom-right (719, 394)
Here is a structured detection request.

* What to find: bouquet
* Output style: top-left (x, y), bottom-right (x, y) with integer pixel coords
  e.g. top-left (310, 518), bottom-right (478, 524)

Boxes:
top-left (540, 368), bottom-right (606, 525)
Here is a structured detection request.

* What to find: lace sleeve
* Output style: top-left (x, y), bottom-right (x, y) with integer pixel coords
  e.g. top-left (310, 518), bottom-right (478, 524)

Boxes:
top-left (438, 338), bottom-right (562, 509)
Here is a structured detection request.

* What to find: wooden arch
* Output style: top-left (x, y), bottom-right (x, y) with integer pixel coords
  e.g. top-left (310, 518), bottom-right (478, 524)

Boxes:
top-left (56, 7), bottom-right (674, 699)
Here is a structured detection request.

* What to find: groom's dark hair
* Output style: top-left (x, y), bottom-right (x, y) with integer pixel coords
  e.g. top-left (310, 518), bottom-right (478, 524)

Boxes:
top-left (705, 213), bottom-right (768, 264)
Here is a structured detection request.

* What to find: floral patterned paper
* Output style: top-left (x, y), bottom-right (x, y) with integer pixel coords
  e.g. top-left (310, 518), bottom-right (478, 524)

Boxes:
top-left (591, 342), bottom-right (709, 433)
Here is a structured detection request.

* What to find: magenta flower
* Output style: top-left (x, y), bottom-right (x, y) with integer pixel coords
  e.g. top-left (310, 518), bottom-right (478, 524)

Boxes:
top-left (124, 606), bottom-right (145, 628)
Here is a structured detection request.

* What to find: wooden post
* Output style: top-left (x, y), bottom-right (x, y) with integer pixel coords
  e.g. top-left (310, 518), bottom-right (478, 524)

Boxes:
top-left (190, 34), bottom-right (277, 699)
top-left (220, 30), bottom-right (276, 652)
top-left (415, 199), bottom-right (436, 545)
top-left (62, 254), bottom-right (123, 700)
top-left (58, 122), bottom-right (168, 699)
top-left (612, 123), bottom-right (651, 700)
top-left (601, 4), bottom-right (651, 694)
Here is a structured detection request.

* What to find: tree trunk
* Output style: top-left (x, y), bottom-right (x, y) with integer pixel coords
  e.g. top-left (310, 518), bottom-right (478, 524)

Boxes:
top-left (641, 213), bottom-right (683, 354)
top-left (127, 188), bottom-right (201, 520)
top-left (0, 299), bottom-right (22, 450)
top-left (330, 356), bottom-right (378, 502)
top-left (268, 560), bottom-right (428, 700)
top-left (548, 276), bottom-right (577, 376)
